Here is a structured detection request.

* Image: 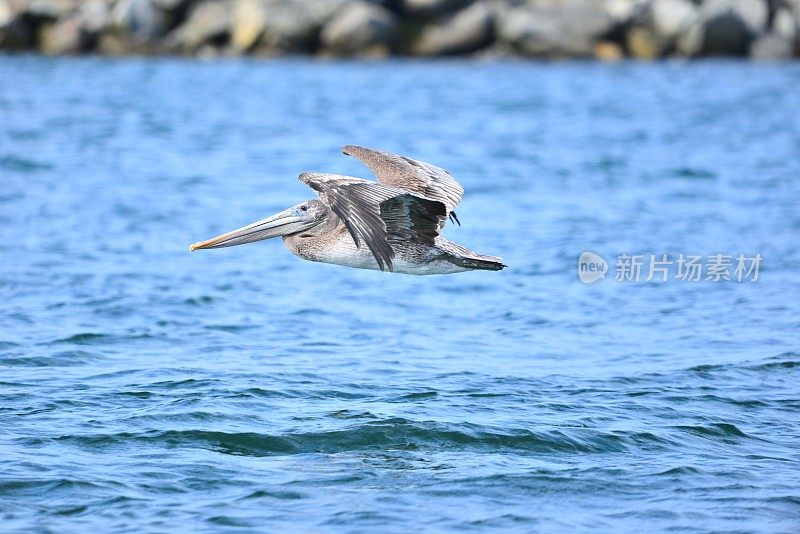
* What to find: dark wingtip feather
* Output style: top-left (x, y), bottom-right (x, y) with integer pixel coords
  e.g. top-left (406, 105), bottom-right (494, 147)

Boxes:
top-left (449, 211), bottom-right (461, 226)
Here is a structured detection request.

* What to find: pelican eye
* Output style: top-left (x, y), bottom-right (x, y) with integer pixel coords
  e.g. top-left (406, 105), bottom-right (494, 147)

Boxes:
top-left (300, 205), bottom-right (308, 211)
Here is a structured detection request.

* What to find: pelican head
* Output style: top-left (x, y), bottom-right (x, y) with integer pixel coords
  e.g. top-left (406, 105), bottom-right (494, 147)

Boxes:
top-left (189, 200), bottom-right (327, 251)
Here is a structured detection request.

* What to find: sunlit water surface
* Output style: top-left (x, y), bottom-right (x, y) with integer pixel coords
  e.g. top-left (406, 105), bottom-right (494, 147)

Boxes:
top-left (1, 57), bottom-right (799, 532)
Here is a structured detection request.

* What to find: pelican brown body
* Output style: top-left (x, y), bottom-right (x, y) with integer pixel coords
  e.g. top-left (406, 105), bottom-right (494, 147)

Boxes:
top-left (189, 146), bottom-right (506, 275)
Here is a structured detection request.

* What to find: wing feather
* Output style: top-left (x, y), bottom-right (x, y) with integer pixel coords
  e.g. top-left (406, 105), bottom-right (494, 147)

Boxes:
top-left (342, 146), bottom-right (464, 220)
top-left (380, 195), bottom-right (446, 246)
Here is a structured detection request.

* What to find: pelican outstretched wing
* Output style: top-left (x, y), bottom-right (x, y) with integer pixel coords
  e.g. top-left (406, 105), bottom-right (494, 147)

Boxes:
top-left (299, 173), bottom-right (447, 271)
top-left (342, 145), bottom-right (464, 224)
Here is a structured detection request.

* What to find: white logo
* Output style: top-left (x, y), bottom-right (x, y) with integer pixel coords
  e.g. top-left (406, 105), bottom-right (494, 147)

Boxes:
top-left (578, 252), bottom-right (608, 284)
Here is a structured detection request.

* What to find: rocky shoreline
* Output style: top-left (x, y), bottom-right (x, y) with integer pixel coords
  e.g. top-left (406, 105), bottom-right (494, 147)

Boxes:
top-left (1, 0), bottom-right (798, 59)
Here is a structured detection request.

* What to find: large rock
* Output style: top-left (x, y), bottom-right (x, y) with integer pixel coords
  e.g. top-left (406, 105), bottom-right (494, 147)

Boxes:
top-left (750, 32), bottom-right (793, 59)
top-left (698, 0), bottom-right (768, 56)
top-left (626, 0), bottom-right (698, 58)
top-left (231, 0), bottom-right (265, 50)
top-left (79, 0), bottom-right (112, 36)
top-left (17, 0), bottom-right (81, 20)
top-left (707, 0), bottom-right (767, 35)
top-left (413, 0), bottom-right (493, 56)
top-left (3, 0), bottom-right (83, 51)
top-left (152, 0), bottom-right (188, 9)
top-left (604, 0), bottom-right (648, 26)
top-left (0, 0), bottom-right (12, 27)
top-left (701, 12), bottom-right (750, 55)
top-left (772, 7), bottom-right (797, 41)
top-left (166, 0), bottom-right (232, 52)
top-left (320, 1), bottom-right (396, 56)
top-left (112, 0), bottom-right (171, 40)
top-left (651, 0), bottom-right (698, 39)
top-left (790, 0), bottom-right (800, 29)
top-left (0, 4), bottom-right (32, 49)
top-left (594, 40), bottom-right (623, 60)
top-left (257, 1), bottom-right (331, 54)
top-left (0, 0), bottom-right (14, 33)
top-left (626, 25), bottom-right (662, 58)
top-left (37, 0), bottom-right (112, 54)
top-left (497, 0), bottom-right (616, 58)
top-left (39, 16), bottom-right (83, 54)
top-left (403, 0), bottom-right (474, 19)
top-left (232, 0), bottom-right (343, 54)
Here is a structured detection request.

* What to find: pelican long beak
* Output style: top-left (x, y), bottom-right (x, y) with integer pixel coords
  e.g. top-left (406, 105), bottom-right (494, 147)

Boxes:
top-left (189, 208), bottom-right (304, 251)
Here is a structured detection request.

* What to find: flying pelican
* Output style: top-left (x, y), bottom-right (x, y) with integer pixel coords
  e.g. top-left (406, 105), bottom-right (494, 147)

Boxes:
top-left (189, 146), bottom-right (506, 275)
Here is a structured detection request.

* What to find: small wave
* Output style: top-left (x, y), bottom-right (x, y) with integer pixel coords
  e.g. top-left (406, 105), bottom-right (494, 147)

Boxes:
top-left (51, 333), bottom-right (154, 346)
top-left (697, 394), bottom-right (769, 408)
top-left (329, 410), bottom-right (378, 420)
top-left (52, 505), bottom-right (88, 517)
top-left (671, 166), bottom-right (717, 180)
top-left (50, 419), bottom-right (671, 457)
top-left (147, 378), bottom-right (222, 390)
top-left (765, 495), bottom-right (800, 505)
top-left (673, 423), bottom-right (754, 441)
top-left (231, 387), bottom-right (294, 399)
top-left (651, 466), bottom-right (702, 476)
top-left (237, 489), bottom-right (306, 501)
top-left (0, 478), bottom-right (107, 496)
top-left (687, 353), bottom-right (800, 374)
top-left (182, 295), bottom-right (215, 306)
top-left (393, 391), bottom-right (438, 401)
top-left (204, 324), bottom-right (258, 333)
top-left (746, 352), bottom-right (800, 370)
top-left (0, 155), bottom-right (53, 172)
top-left (0, 350), bottom-right (99, 367)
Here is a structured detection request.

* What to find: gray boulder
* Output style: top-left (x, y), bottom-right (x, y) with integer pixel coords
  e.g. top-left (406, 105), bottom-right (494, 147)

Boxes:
top-left (166, 0), bottom-right (233, 52)
top-left (39, 16), bottom-right (83, 54)
top-left (625, 25), bottom-right (663, 58)
top-left (625, 0), bottom-right (699, 58)
top-left (604, 0), bottom-right (648, 26)
top-left (18, 0), bottom-right (81, 20)
top-left (320, 1), bottom-right (397, 56)
top-left (0, 0), bottom-right (10, 26)
top-left (790, 0), bottom-right (800, 30)
top-left (303, 0), bottom-right (347, 27)
top-left (651, 0), bottom-right (698, 39)
top-left (257, 0), bottom-right (340, 54)
top-left (497, 0), bottom-right (616, 58)
top-left (698, 0), bottom-right (768, 56)
top-left (413, 0), bottom-right (493, 56)
top-left (79, 0), bottom-right (112, 36)
top-left (750, 33), bottom-right (793, 59)
top-left (701, 12), bottom-right (750, 55)
top-left (403, 0), bottom-right (474, 19)
top-left (152, 0), bottom-right (188, 9)
top-left (112, 0), bottom-right (171, 41)
top-left (0, 0), bottom-right (25, 50)
top-left (232, 0), bottom-right (343, 54)
top-left (2, 0), bottom-right (83, 50)
top-left (259, 0), bottom-right (317, 53)
top-left (0, 14), bottom-right (30, 49)
top-left (707, 0), bottom-right (767, 35)
top-left (675, 19), bottom-right (703, 56)
top-left (772, 7), bottom-right (797, 41)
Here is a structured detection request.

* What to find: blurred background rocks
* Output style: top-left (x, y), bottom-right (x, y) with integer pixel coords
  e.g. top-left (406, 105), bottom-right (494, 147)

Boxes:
top-left (1, 0), bottom-right (798, 58)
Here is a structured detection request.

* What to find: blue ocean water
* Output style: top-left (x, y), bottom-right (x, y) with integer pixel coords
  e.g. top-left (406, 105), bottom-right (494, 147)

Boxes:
top-left (1, 56), bottom-right (799, 532)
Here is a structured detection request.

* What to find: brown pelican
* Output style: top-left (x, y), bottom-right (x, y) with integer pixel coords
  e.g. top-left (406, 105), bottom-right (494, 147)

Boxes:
top-left (189, 146), bottom-right (506, 275)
